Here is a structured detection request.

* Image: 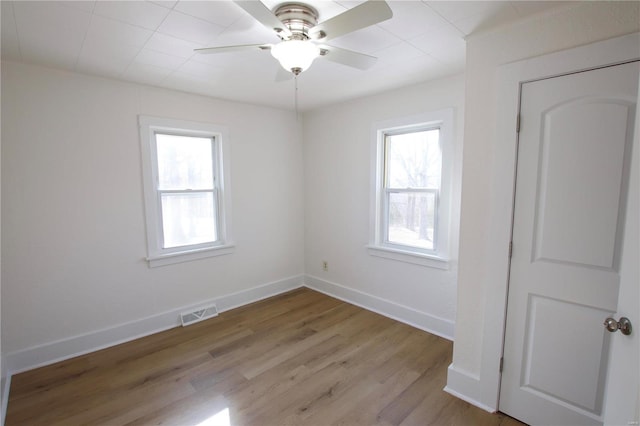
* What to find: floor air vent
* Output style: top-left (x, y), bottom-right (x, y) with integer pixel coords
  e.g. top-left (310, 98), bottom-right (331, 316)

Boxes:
top-left (180, 304), bottom-right (218, 326)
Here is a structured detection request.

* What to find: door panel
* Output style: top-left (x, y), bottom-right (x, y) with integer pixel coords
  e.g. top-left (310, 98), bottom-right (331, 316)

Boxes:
top-left (522, 295), bottom-right (610, 413)
top-left (534, 99), bottom-right (632, 269)
top-left (500, 61), bottom-right (639, 425)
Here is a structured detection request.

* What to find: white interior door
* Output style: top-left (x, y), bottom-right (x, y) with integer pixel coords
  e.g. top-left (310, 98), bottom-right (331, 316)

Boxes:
top-left (499, 61), bottom-right (639, 425)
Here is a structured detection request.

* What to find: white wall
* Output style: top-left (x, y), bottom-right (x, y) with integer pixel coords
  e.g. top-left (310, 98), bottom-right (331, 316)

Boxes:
top-left (1, 62), bottom-right (304, 363)
top-left (302, 74), bottom-right (465, 338)
top-left (450, 0), bottom-right (640, 410)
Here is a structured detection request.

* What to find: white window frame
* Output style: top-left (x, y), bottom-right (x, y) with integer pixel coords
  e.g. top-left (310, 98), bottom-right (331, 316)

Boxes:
top-left (368, 109), bottom-right (454, 270)
top-left (139, 116), bottom-right (234, 267)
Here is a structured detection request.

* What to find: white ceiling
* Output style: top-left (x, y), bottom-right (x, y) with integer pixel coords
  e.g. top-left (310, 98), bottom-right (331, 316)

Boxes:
top-left (1, 1), bottom-right (570, 111)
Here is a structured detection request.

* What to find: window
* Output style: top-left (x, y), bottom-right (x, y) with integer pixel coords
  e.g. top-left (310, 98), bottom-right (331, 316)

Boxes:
top-left (384, 127), bottom-right (441, 251)
top-left (369, 109), bottom-right (453, 269)
top-left (139, 116), bottom-right (233, 267)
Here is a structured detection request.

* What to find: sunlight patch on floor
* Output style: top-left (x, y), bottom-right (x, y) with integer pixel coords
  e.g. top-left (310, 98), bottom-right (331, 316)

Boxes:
top-left (194, 407), bottom-right (230, 426)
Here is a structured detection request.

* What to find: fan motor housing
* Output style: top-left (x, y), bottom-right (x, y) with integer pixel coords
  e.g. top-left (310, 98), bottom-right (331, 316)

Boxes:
top-left (274, 3), bottom-right (319, 39)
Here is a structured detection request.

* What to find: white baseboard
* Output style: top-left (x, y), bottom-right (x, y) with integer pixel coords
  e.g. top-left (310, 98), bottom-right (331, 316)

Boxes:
top-left (3, 275), bottom-right (304, 376)
top-left (304, 274), bottom-right (455, 341)
top-left (1, 374), bottom-right (10, 426)
top-left (444, 363), bottom-right (495, 413)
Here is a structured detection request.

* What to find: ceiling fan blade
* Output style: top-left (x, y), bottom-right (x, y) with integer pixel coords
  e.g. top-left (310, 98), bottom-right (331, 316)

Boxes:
top-left (195, 44), bottom-right (272, 54)
top-left (309, 0), bottom-right (392, 41)
top-left (319, 45), bottom-right (377, 70)
top-left (234, 1), bottom-right (291, 39)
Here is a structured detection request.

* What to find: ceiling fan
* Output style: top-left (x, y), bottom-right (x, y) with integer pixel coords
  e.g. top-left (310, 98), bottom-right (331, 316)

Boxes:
top-left (195, 0), bottom-right (393, 76)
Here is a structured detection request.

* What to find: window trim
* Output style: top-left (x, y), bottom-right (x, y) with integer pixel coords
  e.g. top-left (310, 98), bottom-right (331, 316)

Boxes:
top-left (139, 116), bottom-right (234, 267)
top-left (369, 109), bottom-right (454, 268)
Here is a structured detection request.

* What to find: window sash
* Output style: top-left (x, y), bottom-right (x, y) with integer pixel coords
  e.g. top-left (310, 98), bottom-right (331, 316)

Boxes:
top-left (157, 188), bottom-right (220, 250)
top-left (152, 132), bottom-right (217, 190)
top-left (382, 128), bottom-right (441, 188)
top-left (381, 188), bottom-right (439, 254)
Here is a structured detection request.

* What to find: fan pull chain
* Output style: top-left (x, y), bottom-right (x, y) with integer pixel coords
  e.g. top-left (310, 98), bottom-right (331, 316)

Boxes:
top-left (294, 74), bottom-right (299, 121)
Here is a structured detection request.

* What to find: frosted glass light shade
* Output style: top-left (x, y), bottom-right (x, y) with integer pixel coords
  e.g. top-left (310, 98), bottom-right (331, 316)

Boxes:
top-left (271, 40), bottom-right (320, 73)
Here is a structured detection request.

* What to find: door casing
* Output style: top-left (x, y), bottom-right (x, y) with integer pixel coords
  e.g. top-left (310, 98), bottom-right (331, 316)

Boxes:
top-left (475, 32), bottom-right (640, 416)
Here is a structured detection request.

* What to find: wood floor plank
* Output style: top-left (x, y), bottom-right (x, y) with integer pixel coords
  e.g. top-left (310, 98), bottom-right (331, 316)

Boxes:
top-left (5, 288), bottom-right (525, 426)
top-left (377, 341), bottom-right (451, 425)
top-left (225, 334), bottom-right (348, 413)
top-left (237, 361), bottom-right (351, 425)
top-left (332, 367), bottom-right (422, 425)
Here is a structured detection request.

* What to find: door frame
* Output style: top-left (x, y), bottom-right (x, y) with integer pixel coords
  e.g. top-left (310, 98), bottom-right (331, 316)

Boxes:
top-left (477, 32), bottom-right (640, 414)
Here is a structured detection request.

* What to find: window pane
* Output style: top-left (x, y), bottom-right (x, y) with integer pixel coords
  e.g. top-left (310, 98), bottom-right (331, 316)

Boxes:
top-left (387, 191), bottom-right (436, 250)
top-left (161, 192), bottom-right (217, 248)
top-left (386, 129), bottom-right (441, 189)
top-left (156, 133), bottom-right (214, 190)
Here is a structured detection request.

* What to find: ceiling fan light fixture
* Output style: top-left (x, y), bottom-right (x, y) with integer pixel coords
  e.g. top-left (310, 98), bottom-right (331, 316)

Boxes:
top-left (271, 40), bottom-right (320, 74)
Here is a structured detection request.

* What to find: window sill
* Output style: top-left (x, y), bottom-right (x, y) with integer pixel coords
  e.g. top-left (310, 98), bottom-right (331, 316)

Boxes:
top-left (367, 245), bottom-right (449, 270)
top-left (146, 243), bottom-right (235, 268)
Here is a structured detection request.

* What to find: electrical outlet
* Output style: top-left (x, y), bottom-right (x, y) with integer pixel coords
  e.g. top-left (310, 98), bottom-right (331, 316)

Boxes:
top-left (322, 261), bottom-right (328, 271)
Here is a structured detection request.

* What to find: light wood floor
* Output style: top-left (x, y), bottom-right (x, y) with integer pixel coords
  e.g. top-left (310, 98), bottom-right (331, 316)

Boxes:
top-left (6, 288), bottom-right (524, 425)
